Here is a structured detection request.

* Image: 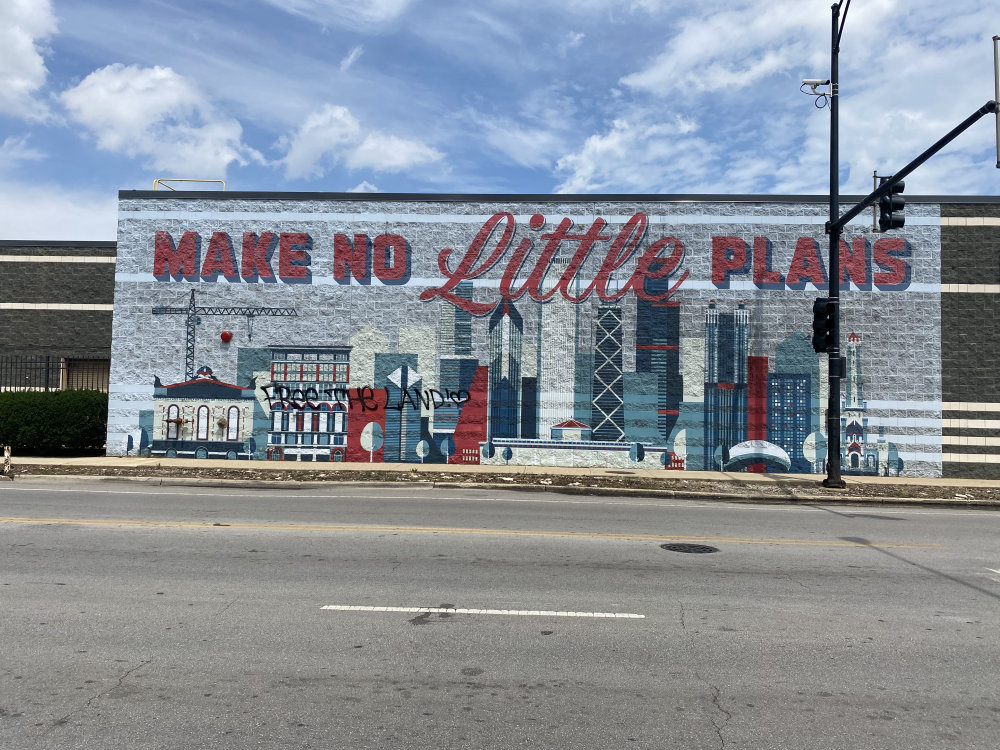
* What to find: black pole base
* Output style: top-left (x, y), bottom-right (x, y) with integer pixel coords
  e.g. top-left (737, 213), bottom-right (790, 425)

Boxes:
top-left (822, 476), bottom-right (847, 489)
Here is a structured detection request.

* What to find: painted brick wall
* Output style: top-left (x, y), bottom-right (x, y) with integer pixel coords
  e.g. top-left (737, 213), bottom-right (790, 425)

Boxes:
top-left (109, 193), bottom-right (945, 476)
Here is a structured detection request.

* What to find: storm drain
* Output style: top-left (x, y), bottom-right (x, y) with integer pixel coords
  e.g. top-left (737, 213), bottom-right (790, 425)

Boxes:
top-left (660, 543), bottom-right (719, 554)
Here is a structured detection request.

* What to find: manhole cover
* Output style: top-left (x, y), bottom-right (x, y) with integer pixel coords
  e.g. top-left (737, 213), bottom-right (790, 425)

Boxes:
top-left (660, 543), bottom-right (719, 554)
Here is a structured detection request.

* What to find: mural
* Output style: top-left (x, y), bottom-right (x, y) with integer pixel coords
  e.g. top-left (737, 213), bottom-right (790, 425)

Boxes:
top-left (110, 196), bottom-right (939, 475)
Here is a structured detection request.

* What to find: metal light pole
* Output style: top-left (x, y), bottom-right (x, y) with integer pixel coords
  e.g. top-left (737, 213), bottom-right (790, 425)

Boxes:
top-left (823, 0), bottom-right (849, 488)
top-left (994, 35), bottom-right (999, 168)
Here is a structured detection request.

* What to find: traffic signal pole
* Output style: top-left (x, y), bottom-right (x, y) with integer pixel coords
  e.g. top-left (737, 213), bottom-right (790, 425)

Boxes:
top-left (822, 4), bottom-right (998, 488)
top-left (994, 35), bottom-right (999, 168)
top-left (824, 1), bottom-right (846, 488)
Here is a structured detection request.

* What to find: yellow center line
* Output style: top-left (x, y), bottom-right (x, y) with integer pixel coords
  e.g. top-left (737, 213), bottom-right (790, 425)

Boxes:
top-left (0, 516), bottom-right (946, 549)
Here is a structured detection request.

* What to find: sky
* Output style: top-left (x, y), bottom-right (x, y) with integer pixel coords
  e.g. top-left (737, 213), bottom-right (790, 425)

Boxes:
top-left (1, 0), bottom-right (998, 241)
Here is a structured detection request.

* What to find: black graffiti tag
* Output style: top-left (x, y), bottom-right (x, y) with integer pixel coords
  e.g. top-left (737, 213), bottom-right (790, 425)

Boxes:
top-left (261, 384), bottom-right (468, 412)
top-left (261, 384), bottom-right (320, 409)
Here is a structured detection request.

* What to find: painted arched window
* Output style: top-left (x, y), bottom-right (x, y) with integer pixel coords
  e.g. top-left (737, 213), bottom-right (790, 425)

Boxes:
top-left (166, 404), bottom-right (180, 440)
top-left (227, 406), bottom-right (240, 441)
top-left (197, 405), bottom-right (210, 441)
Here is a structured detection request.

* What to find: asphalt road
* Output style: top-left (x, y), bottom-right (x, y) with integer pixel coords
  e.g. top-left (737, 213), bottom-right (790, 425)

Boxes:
top-left (2, 479), bottom-right (999, 749)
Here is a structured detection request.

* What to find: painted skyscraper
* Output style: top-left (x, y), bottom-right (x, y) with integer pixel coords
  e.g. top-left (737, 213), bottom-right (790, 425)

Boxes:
top-left (376, 354), bottom-right (423, 462)
top-left (767, 373), bottom-right (812, 473)
top-left (437, 281), bottom-right (479, 453)
top-left (591, 302), bottom-right (625, 441)
top-left (635, 280), bottom-right (682, 442)
top-left (488, 300), bottom-right (523, 439)
top-left (704, 301), bottom-right (750, 469)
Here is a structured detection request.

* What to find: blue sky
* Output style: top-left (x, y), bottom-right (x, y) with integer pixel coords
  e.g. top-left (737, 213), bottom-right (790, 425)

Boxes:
top-left (1, 0), bottom-right (997, 240)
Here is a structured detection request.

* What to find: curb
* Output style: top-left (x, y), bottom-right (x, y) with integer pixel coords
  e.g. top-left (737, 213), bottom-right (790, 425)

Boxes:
top-left (4, 474), bottom-right (435, 491)
top-left (8, 472), bottom-right (1000, 508)
top-left (438, 482), bottom-right (1000, 507)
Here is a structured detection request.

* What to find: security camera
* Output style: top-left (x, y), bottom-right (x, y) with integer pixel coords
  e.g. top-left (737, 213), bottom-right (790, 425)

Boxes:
top-left (800, 78), bottom-right (831, 106)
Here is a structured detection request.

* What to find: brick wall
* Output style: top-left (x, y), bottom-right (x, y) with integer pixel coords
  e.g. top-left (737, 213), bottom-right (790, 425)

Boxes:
top-left (940, 204), bottom-right (1000, 477)
top-left (0, 241), bottom-right (115, 358)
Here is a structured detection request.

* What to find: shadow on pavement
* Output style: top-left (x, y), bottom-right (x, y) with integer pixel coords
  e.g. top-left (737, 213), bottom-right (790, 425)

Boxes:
top-left (840, 536), bottom-right (1000, 602)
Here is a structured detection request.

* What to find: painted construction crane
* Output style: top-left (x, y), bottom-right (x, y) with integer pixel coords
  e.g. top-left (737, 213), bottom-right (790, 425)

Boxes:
top-left (152, 290), bottom-right (298, 381)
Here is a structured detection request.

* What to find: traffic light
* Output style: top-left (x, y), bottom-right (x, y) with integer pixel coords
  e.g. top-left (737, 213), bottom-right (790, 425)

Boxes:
top-left (878, 178), bottom-right (905, 231)
top-left (812, 297), bottom-right (835, 353)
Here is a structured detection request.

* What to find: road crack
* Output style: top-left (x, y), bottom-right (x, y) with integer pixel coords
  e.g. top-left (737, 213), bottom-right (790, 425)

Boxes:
top-left (778, 573), bottom-right (811, 592)
top-left (707, 681), bottom-right (733, 750)
top-left (51, 658), bottom-right (151, 729)
top-left (680, 603), bottom-right (731, 750)
top-left (214, 595), bottom-right (240, 617)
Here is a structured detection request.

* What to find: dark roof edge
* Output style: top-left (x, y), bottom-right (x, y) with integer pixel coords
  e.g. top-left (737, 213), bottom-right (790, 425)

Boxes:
top-left (118, 190), bottom-right (1000, 204)
top-left (0, 240), bottom-right (116, 248)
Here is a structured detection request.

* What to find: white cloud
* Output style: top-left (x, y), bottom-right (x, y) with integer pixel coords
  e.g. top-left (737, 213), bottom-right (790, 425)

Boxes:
top-left (346, 133), bottom-right (443, 172)
top-left (349, 180), bottom-right (380, 192)
top-left (279, 103), bottom-right (441, 178)
top-left (481, 121), bottom-right (564, 169)
top-left (260, 0), bottom-right (413, 28)
top-left (0, 180), bottom-right (116, 241)
top-left (60, 64), bottom-right (258, 177)
top-left (340, 45), bottom-right (364, 72)
top-left (0, 136), bottom-right (45, 171)
top-left (0, 0), bottom-right (58, 120)
top-left (463, 83), bottom-right (583, 169)
top-left (278, 104), bottom-right (361, 179)
top-left (621, 1), bottom-right (822, 96)
top-left (554, 115), bottom-right (712, 193)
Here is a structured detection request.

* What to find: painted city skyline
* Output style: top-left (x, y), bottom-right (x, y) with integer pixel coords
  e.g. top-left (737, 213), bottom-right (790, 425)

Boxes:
top-left (142, 285), bottom-right (902, 476)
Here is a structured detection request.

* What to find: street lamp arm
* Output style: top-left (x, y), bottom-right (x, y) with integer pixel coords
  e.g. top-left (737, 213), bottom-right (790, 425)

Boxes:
top-left (829, 100), bottom-right (998, 234)
top-left (835, 0), bottom-right (852, 50)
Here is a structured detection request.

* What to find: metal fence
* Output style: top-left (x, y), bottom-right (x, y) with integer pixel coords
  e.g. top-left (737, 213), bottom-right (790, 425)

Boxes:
top-left (0, 356), bottom-right (110, 393)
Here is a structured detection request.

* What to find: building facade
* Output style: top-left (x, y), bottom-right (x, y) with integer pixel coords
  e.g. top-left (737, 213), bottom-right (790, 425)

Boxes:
top-left (0, 240), bottom-right (115, 392)
top-left (96, 191), bottom-right (1000, 478)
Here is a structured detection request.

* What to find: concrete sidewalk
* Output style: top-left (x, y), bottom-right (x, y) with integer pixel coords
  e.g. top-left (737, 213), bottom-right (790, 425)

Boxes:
top-left (4, 455), bottom-right (998, 507)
